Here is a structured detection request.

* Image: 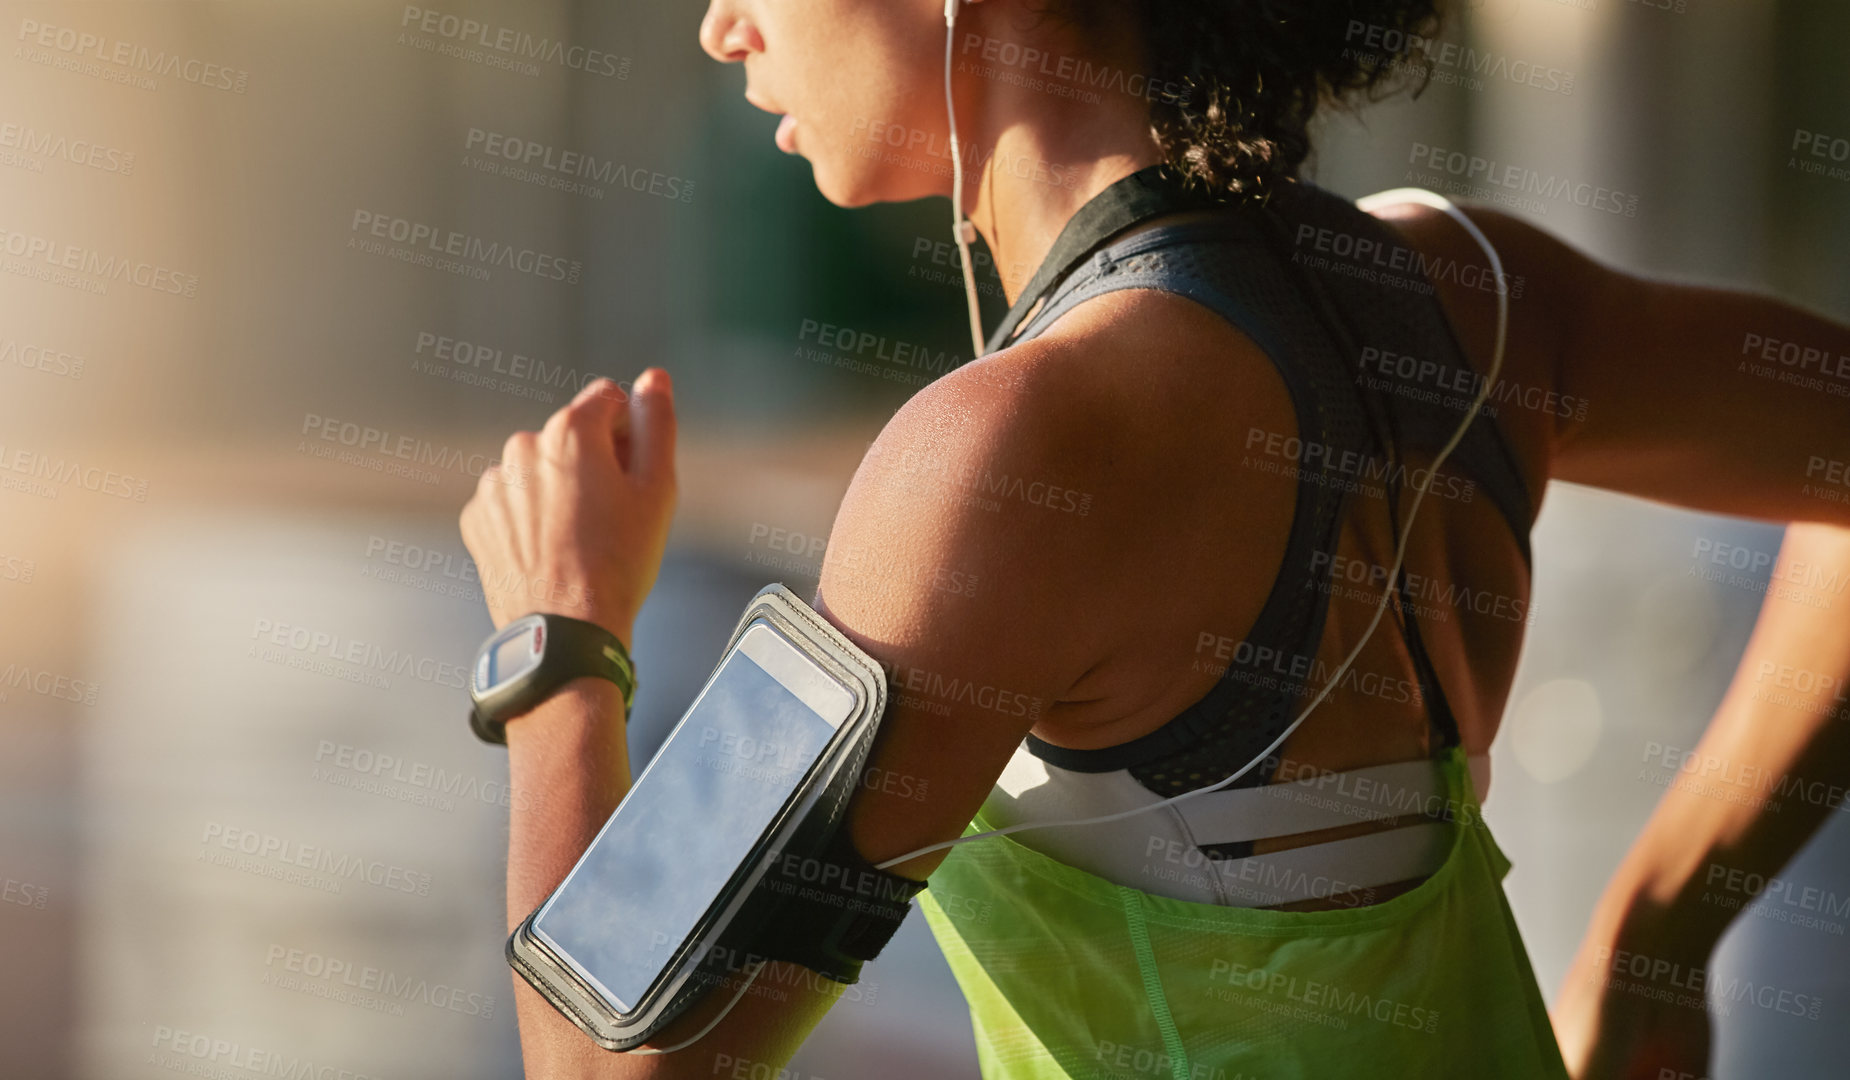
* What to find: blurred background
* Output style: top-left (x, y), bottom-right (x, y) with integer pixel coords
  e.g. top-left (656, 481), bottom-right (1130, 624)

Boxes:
top-left (1, 0), bottom-right (1848, 1077)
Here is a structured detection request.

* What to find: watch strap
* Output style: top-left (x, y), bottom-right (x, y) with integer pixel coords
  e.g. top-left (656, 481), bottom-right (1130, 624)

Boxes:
top-left (471, 614), bottom-right (636, 745)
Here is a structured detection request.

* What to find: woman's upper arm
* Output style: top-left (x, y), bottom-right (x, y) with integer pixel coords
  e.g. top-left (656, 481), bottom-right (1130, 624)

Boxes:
top-left (1549, 250), bottom-right (1850, 525)
top-left (814, 350), bottom-right (1120, 878)
top-left (1377, 199), bottom-right (1850, 526)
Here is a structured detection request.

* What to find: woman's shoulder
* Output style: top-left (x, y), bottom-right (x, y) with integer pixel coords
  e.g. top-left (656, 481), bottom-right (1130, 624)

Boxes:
top-left (824, 284), bottom-right (1300, 619)
top-left (904, 285), bottom-right (1294, 466)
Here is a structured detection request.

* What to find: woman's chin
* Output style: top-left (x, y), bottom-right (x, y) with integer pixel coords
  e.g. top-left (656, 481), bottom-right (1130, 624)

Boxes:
top-left (807, 162), bottom-right (888, 209)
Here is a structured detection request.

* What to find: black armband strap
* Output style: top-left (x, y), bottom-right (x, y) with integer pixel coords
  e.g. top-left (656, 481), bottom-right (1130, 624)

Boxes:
top-left (751, 824), bottom-right (926, 984)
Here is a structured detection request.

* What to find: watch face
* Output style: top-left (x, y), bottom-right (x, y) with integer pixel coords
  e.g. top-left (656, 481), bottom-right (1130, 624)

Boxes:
top-left (477, 616), bottom-right (545, 694)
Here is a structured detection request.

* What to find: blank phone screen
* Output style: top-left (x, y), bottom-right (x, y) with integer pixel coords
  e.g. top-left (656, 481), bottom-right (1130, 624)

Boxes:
top-left (532, 628), bottom-right (849, 1012)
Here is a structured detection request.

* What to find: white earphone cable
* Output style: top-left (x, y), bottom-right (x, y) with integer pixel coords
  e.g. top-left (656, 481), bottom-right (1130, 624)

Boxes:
top-left (624, 962), bottom-right (764, 1055)
top-left (945, 0), bottom-right (986, 359)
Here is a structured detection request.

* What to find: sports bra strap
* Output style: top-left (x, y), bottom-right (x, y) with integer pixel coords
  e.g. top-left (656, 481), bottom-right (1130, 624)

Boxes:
top-left (1174, 757), bottom-right (1459, 846)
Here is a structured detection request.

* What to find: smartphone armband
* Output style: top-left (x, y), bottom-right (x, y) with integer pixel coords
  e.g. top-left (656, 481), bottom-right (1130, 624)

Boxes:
top-left (505, 584), bottom-right (923, 1051)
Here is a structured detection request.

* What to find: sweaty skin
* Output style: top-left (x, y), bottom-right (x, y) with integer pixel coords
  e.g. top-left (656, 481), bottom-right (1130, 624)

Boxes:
top-left (457, 1), bottom-right (1850, 1076)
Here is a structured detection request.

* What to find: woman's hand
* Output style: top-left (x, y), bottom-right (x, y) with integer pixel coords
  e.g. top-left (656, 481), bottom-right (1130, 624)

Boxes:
top-left (1554, 906), bottom-right (1713, 1080)
top-left (460, 371), bottom-right (678, 647)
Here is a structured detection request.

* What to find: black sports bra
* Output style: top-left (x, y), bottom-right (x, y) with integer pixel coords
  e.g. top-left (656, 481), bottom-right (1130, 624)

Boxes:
top-left (984, 167), bottom-right (1535, 802)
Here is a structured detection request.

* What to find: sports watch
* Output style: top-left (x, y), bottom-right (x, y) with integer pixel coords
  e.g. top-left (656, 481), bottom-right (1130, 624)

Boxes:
top-left (469, 613), bottom-right (636, 745)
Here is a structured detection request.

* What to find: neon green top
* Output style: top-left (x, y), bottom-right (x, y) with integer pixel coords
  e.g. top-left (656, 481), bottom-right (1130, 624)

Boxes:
top-left (918, 748), bottom-right (1570, 1079)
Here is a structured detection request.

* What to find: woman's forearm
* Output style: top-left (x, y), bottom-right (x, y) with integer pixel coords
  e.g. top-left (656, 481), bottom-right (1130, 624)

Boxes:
top-left (505, 677), bottom-right (639, 1079)
top-left (1597, 522), bottom-right (1850, 954)
top-left (505, 678), bottom-right (633, 930)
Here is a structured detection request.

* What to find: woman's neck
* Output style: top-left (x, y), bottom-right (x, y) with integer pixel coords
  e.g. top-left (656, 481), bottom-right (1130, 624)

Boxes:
top-left (968, 138), bottom-right (1165, 306)
top-left (955, 14), bottom-right (1166, 307)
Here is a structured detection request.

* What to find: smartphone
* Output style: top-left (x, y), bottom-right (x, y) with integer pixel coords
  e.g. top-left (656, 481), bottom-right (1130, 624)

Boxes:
top-left (513, 617), bottom-right (862, 1041)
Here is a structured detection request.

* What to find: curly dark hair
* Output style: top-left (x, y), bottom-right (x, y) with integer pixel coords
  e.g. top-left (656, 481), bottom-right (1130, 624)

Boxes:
top-left (1051, 0), bottom-right (1447, 202)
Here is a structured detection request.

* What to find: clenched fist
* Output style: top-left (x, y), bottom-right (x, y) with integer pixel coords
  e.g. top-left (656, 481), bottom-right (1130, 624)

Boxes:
top-left (459, 370), bottom-right (678, 649)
